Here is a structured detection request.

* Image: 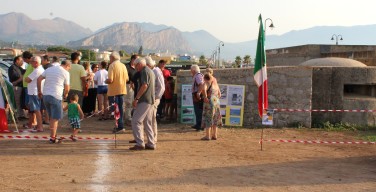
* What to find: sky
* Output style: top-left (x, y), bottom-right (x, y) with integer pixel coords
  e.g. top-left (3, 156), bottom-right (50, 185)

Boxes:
top-left (1, 0), bottom-right (376, 43)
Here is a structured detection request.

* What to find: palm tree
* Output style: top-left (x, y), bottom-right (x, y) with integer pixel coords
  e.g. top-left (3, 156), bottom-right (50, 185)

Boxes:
top-left (234, 56), bottom-right (242, 68)
top-left (199, 55), bottom-right (207, 65)
top-left (243, 55), bottom-right (251, 67)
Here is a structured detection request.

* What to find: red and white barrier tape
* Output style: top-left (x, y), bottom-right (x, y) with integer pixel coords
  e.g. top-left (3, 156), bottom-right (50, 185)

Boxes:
top-left (273, 109), bottom-right (376, 113)
top-left (262, 139), bottom-right (375, 144)
top-left (0, 135), bottom-right (114, 141)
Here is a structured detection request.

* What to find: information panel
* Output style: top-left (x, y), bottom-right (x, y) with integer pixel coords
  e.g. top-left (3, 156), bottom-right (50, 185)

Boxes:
top-left (181, 84), bottom-right (245, 126)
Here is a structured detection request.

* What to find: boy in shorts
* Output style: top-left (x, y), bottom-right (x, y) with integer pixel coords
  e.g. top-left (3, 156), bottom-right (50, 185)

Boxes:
top-left (63, 94), bottom-right (84, 141)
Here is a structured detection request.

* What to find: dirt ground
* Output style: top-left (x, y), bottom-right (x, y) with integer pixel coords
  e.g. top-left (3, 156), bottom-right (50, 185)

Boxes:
top-left (0, 117), bottom-right (375, 192)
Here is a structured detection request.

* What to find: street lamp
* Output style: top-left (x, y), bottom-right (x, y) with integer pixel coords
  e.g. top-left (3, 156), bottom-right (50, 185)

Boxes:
top-left (217, 41), bottom-right (224, 68)
top-left (331, 34), bottom-right (343, 45)
top-left (264, 18), bottom-right (275, 32)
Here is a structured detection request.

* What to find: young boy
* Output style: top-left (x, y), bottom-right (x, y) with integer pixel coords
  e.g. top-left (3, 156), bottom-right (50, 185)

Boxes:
top-left (63, 94), bottom-right (84, 141)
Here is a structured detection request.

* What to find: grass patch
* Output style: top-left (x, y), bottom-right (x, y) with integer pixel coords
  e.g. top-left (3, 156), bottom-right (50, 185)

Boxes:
top-left (313, 121), bottom-right (376, 131)
top-left (358, 132), bottom-right (376, 142)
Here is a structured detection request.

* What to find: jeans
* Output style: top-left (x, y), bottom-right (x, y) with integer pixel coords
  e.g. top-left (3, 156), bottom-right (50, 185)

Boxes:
top-left (193, 101), bottom-right (203, 128)
top-left (108, 95), bottom-right (124, 129)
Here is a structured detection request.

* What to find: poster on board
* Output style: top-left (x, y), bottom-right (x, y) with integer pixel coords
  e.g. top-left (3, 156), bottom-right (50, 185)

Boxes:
top-left (181, 84), bottom-right (245, 126)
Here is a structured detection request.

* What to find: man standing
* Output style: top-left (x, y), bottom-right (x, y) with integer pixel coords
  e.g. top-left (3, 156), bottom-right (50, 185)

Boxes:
top-left (22, 51), bottom-right (35, 128)
top-left (191, 64), bottom-right (204, 131)
top-left (25, 56), bottom-right (45, 132)
top-left (106, 51), bottom-right (128, 133)
top-left (124, 54), bottom-right (138, 124)
top-left (37, 60), bottom-right (70, 143)
top-left (68, 52), bottom-right (86, 105)
top-left (145, 56), bottom-right (164, 142)
top-left (8, 56), bottom-right (26, 120)
top-left (130, 57), bottom-right (155, 150)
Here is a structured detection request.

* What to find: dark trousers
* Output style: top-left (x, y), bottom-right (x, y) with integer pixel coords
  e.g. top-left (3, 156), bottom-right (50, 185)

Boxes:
top-left (157, 96), bottom-right (165, 117)
top-left (193, 101), bottom-right (203, 128)
top-left (108, 95), bottom-right (124, 129)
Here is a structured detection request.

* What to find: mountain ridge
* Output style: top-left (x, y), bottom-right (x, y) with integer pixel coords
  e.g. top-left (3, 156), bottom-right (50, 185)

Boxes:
top-left (1, 12), bottom-right (376, 60)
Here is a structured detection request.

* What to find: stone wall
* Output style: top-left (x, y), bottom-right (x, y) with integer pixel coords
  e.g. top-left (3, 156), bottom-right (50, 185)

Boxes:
top-left (176, 67), bottom-right (313, 128)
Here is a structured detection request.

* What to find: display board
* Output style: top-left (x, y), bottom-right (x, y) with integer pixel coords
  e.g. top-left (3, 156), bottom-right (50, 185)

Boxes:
top-left (181, 84), bottom-right (245, 126)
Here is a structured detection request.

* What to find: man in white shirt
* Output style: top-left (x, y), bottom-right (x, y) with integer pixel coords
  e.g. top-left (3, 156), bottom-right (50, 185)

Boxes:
top-left (145, 56), bottom-right (165, 142)
top-left (37, 60), bottom-right (71, 143)
top-left (25, 56), bottom-right (44, 132)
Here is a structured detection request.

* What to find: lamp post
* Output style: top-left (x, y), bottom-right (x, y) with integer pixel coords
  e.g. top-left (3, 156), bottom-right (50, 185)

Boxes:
top-left (212, 50), bottom-right (217, 68)
top-left (331, 34), bottom-right (343, 45)
top-left (217, 41), bottom-right (224, 68)
top-left (264, 18), bottom-right (275, 33)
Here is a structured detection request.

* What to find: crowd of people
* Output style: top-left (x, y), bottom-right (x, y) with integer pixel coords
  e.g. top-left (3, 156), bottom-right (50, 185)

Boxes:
top-left (7, 50), bottom-right (222, 150)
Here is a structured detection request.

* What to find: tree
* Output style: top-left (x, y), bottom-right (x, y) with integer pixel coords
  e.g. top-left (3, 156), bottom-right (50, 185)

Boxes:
top-left (243, 55), bottom-right (251, 66)
top-left (47, 46), bottom-right (72, 53)
top-left (78, 49), bottom-right (97, 61)
top-left (234, 56), bottom-right (242, 68)
top-left (138, 46), bottom-right (143, 55)
top-left (199, 55), bottom-right (207, 65)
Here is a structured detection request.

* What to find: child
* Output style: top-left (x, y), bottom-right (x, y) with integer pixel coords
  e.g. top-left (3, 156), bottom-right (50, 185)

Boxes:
top-left (63, 94), bottom-right (84, 141)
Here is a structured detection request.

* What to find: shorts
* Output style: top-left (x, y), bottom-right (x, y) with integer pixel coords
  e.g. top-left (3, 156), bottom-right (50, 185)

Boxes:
top-left (97, 85), bottom-right (108, 94)
top-left (28, 95), bottom-right (41, 112)
top-left (69, 117), bottom-right (81, 129)
top-left (43, 95), bottom-right (63, 120)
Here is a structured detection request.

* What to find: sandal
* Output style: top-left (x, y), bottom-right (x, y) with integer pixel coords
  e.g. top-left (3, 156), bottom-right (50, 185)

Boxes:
top-left (211, 137), bottom-right (217, 140)
top-left (201, 137), bottom-right (210, 141)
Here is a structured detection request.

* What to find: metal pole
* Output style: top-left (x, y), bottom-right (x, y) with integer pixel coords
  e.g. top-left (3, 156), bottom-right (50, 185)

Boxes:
top-left (218, 41), bottom-right (224, 68)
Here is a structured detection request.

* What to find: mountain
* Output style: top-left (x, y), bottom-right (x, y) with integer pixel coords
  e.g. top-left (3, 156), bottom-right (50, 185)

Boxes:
top-left (2, 12), bottom-right (376, 60)
top-left (220, 24), bottom-right (376, 61)
top-left (68, 22), bottom-right (192, 54)
top-left (0, 12), bottom-right (92, 45)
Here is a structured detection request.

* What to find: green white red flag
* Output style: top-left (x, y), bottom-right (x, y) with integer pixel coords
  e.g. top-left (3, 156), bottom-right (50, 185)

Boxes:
top-left (253, 14), bottom-right (268, 118)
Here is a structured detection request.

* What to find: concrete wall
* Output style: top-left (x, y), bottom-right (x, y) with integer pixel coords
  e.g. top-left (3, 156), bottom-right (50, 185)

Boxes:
top-left (312, 67), bottom-right (376, 126)
top-left (266, 44), bottom-right (376, 67)
top-left (176, 67), bottom-right (313, 128)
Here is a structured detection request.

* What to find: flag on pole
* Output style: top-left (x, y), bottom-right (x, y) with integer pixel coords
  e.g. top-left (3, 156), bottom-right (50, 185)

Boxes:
top-left (253, 14), bottom-right (268, 118)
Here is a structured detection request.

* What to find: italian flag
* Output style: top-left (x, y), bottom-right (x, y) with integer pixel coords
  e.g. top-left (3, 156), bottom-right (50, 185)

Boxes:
top-left (0, 77), bottom-right (15, 132)
top-left (253, 14), bottom-right (268, 118)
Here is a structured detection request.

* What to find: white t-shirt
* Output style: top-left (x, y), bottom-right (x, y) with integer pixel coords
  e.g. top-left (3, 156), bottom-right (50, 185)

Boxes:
top-left (42, 65), bottom-right (70, 100)
top-left (21, 62), bottom-right (28, 70)
top-left (94, 69), bottom-right (108, 86)
top-left (27, 65), bottom-right (45, 95)
top-left (51, 62), bottom-right (60, 66)
top-left (153, 67), bottom-right (165, 99)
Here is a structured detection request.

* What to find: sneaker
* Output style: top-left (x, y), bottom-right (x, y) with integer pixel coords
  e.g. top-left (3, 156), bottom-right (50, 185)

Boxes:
top-left (145, 145), bottom-right (155, 150)
top-left (112, 128), bottom-right (125, 134)
top-left (69, 135), bottom-right (77, 142)
top-left (129, 145), bottom-right (145, 150)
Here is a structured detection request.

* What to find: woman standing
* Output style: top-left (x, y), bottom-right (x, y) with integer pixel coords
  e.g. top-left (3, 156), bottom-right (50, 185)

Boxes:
top-left (94, 61), bottom-right (109, 120)
top-left (82, 62), bottom-right (97, 116)
top-left (201, 73), bottom-right (222, 140)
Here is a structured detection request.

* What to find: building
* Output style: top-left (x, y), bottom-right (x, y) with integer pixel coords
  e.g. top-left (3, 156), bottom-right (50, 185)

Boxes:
top-left (176, 57), bottom-right (376, 128)
top-left (266, 44), bottom-right (376, 67)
